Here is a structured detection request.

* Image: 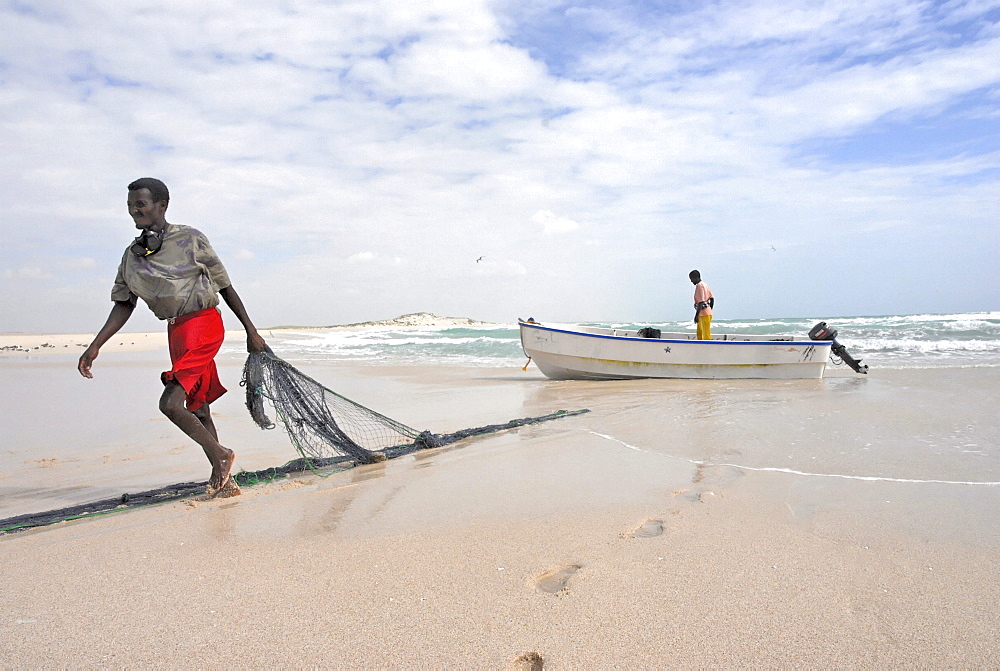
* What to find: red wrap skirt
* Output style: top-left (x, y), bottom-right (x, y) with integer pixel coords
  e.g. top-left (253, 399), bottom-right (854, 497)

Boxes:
top-left (161, 307), bottom-right (227, 411)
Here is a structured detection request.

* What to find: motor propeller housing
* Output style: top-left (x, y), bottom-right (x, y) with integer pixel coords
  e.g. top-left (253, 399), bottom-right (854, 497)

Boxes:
top-left (809, 322), bottom-right (869, 374)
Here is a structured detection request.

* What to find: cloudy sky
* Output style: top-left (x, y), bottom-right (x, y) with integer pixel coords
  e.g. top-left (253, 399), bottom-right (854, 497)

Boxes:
top-left (1, 0), bottom-right (998, 333)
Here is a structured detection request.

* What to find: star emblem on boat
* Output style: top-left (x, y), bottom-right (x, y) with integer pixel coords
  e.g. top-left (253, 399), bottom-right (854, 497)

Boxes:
top-left (663, 346), bottom-right (671, 353)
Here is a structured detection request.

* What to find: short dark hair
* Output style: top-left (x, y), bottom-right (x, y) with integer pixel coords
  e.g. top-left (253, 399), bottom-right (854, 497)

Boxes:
top-left (128, 177), bottom-right (169, 204)
top-left (689, 269), bottom-right (701, 282)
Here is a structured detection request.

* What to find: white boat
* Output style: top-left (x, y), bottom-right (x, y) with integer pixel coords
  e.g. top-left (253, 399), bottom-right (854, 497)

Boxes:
top-left (519, 320), bottom-right (867, 380)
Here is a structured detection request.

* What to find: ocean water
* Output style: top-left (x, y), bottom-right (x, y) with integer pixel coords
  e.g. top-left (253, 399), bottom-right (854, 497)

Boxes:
top-left (232, 312), bottom-right (1000, 370)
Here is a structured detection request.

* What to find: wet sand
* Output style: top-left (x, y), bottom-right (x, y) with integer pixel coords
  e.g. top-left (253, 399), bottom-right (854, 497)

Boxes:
top-left (2, 335), bottom-right (999, 666)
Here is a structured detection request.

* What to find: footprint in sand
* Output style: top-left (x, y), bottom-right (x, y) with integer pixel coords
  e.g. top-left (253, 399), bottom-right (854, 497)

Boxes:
top-left (696, 464), bottom-right (744, 486)
top-left (676, 487), bottom-right (718, 504)
top-left (510, 651), bottom-right (544, 670)
top-left (628, 519), bottom-right (664, 538)
top-left (532, 564), bottom-right (581, 594)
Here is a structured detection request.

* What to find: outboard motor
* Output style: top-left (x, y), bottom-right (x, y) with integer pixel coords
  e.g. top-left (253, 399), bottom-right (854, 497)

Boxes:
top-left (808, 322), bottom-right (869, 374)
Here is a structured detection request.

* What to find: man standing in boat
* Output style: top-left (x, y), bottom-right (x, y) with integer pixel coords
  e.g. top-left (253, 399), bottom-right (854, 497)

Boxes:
top-left (690, 269), bottom-right (714, 340)
top-left (78, 177), bottom-right (267, 498)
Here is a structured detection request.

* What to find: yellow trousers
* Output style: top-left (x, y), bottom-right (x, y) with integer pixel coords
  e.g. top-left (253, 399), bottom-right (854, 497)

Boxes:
top-left (696, 314), bottom-right (712, 340)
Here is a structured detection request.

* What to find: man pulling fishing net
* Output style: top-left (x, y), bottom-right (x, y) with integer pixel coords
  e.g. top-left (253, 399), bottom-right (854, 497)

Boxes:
top-left (53, 179), bottom-right (590, 534)
top-left (78, 178), bottom-right (267, 498)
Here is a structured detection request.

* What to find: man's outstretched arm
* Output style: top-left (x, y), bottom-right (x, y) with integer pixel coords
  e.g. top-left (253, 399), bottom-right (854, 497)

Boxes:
top-left (78, 300), bottom-right (135, 378)
top-left (219, 285), bottom-right (267, 353)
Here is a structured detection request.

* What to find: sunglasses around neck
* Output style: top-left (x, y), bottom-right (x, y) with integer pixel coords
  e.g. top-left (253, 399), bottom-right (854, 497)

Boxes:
top-left (130, 227), bottom-right (166, 258)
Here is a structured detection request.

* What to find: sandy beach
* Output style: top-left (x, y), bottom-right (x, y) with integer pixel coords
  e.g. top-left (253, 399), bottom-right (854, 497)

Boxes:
top-left (2, 330), bottom-right (999, 667)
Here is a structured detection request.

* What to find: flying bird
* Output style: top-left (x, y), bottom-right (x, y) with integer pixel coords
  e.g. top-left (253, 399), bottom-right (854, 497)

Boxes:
top-left (476, 256), bottom-right (484, 263)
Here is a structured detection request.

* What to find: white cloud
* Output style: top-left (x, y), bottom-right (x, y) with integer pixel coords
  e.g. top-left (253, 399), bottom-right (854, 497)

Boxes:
top-left (346, 251), bottom-right (404, 266)
top-left (473, 258), bottom-right (528, 277)
top-left (391, 40), bottom-right (548, 101)
top-left (753, 37), bottom-right (1000, 140)
top-left (60, 257), bottom-right (98, 270)
top-left (3, 266), bottom-right (54, 280)
top-left (531, 209), bottom-right (580, 236)
top-left (347, 251), bottom-right (376, 263)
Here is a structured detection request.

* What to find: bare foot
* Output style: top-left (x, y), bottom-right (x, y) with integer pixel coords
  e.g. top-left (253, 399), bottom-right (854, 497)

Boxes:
top-left (213, 477), bottom-right (241, 498)
top-left (207, 447), bottom-right (235, 495)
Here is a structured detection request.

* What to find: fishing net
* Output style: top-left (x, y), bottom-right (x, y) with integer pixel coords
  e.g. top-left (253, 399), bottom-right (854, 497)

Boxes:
top-left (240, 347), bottom-right (587, 465)
top-left (241, 347), bottom-right (422, 464)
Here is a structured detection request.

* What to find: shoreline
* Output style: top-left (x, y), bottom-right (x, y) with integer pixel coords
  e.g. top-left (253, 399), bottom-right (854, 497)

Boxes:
top-left (0, 312), bottom-right (497, 357)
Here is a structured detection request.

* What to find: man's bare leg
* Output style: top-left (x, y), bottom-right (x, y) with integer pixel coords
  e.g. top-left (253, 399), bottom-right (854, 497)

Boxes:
top-left (193, 402), bottom-right (219, 441)
top-left (159, 382), bottom-right (237, 494)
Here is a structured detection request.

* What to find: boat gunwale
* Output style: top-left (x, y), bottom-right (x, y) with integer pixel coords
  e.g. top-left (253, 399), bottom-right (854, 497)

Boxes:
top-left (519, 321), bottom-right (832, 347)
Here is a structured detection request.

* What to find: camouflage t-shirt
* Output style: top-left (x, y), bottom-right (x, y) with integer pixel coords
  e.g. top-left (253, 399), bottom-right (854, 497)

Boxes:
top-left (112, 224), bottom-right (232, 320)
